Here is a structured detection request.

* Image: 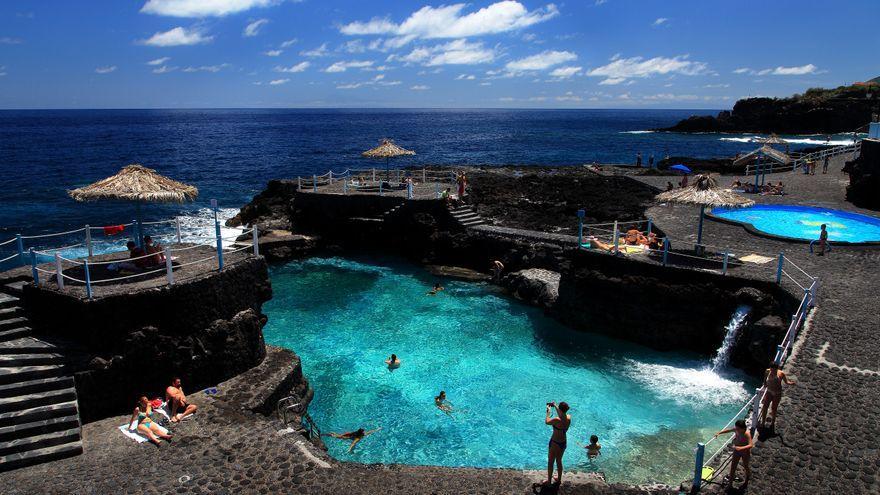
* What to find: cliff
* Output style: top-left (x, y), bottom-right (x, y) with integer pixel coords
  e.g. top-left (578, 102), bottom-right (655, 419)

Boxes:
top-left (662, 84), bottom-right (876, 134)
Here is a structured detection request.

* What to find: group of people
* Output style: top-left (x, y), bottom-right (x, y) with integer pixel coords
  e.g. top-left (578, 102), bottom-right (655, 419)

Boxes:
top-left (129, 377), bottom-right (198, 446)
top-left (635, 152), bottom-right (665, 169)
top-left (118, 235), bottom-right (166, 272)
top-left (664, 176), bottom-right (689, 191)
top-left (584, 225), bottom-right (661, 253)
top-left (802, 155), bottom-right (830, 175)
top-left (730, 180), bottom-right (786, 196)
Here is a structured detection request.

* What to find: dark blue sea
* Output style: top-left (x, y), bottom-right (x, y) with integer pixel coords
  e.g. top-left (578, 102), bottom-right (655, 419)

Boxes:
top-left (0, 108), bottom-right (856, 263)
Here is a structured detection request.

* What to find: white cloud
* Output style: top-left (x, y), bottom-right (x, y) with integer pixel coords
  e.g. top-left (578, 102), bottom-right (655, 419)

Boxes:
top-left (337, 83), bottom-right (363, 89)
top-left (339, 1), bottom-right (559, 40)
top-left (301, 43), bottom-right (329, 57)
top-left (274, 61), bottom-right (310, 73)
top-left (587, 55), bottom-right (709, 84)
top-left (652, 17), bottom-right (668, 26)
top-left (556, 91), bottom-right (582, 102)
top-left (549, 65), bottom-right (581, 78)
top-left (152, 65), bottom-right (177, 74)
top-left (95, 65), bottom-right (117, 74)
top-left (141, 0), bottom-right (280, 17)
top-left (0, 66), bottom-right (6, 77)
top-left (146, 57), bottom-right (171, 65)
top-left (0, 37), bottom-right (24, 45)
top-left (141, 27), bottom-right (212, 46)
top-left (733, 64), bottom-right (820, 76)
top-left (455, 74), bottom-right (476, 80)
top-left (269, 78), bottom-right (289, 85)
top-left (411, 85), bottom-right (430, 90)
top-left (182, 64), bottom-right (229, 72)
top-left (393, 39), bottom-right (495, 66)
top-left (480, 81), bottom-right (491, 86)
top-left (280, 38), bottom-right (297, 48)
top-left (324, 60), bottom-right (374, 73)
top-left (264, 49), bottom-right (283, 56)
top-left (506, 50), bottom-right (576, 71)
top-left (703, 83), bottom-right (730, 88)
top-left (243, 18), bottom-right (269, 37)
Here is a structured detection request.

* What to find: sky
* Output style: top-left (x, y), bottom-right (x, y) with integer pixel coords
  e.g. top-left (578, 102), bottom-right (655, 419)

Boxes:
top-left (0, 0), bottom-right (878, 109)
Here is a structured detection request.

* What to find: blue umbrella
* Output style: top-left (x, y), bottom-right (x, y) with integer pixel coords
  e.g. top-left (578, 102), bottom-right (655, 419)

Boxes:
top-left (669, 164), bottom-right (692, 174)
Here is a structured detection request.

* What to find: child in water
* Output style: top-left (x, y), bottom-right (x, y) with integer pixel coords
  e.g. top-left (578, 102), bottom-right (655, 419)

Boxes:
top-left (584, 435), bottom-right (601, 460)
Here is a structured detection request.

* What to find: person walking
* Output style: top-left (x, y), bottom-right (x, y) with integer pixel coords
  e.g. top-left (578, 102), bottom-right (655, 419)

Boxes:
top-left (822, 155), bottom-right (829, 174)
top-left (817, 224), bottom-right (829, 256)
top-left (544, 401), bottom-right (571, 486)
top-left (759, 363), bottom-right (796, 426)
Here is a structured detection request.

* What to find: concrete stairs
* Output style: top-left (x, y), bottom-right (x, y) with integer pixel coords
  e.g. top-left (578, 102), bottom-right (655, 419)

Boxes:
top-left (0, 285), bottom-right (82, 472)
top-left (448, 205), bottom-right (486, 228)
top-left (380, 200), bottom-right (407, 222)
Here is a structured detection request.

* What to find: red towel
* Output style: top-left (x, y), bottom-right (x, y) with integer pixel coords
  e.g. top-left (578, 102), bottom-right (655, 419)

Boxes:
top-left (103, 225), bottom-right (125, 236)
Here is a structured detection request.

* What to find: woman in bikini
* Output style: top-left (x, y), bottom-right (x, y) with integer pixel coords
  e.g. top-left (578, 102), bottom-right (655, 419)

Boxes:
top-left (326, 427), bottom-right (382, 452)
top-left (714, 419), bottom-right (753, 486)
top-left (544, 401), bottom-right (571, 486)
top-left (435, 391), bottom-right (454, 415)
top-left (759, 362), bottom-right (795, 427)
top-left (129, 396), bottom-right (172, 446)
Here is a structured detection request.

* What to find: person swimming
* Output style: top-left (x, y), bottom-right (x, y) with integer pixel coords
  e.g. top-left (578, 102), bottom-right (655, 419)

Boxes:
top-left (326, 427), bottom-right (382, 452)
top-left (584, 434), bottom-right (601, 460)
top-left (427, 282), bottom-right (444, 295)
top-left (385, 354), bottom-right (401, 369)
top-left (435, 391), bottom-right (454, 415)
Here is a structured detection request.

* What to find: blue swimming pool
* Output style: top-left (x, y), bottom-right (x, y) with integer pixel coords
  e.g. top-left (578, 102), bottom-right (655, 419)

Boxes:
top-left (263, 257), bottom-right (752, 484)
top-left (710, 205), bottom-right (880, 244)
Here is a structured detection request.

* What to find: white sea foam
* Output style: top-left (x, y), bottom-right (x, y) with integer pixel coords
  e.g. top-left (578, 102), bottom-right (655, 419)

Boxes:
top-left (620, 130), bottom-right (656, 134)
top-left (719, 136), bottom-right (855, 146)
top-left (624, 360), bottom-right (749, 408)
top-left (176, 207), bottom-right (243, 247)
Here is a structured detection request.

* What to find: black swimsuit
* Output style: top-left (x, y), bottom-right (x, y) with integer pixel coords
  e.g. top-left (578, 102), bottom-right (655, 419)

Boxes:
top-left (549, 422), bottom-right (569, 451)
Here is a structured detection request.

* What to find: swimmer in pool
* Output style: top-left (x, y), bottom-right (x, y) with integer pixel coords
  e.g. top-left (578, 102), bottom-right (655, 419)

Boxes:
top-left (582, 435), bottom-right (601, 460)
top-left (326, 427), bottom-right (382, 452)
top-left (435, 391), bottom-right (454, 415)
top-left (385, 354), bottom-right (401, 369)
top-left (427, 282), bottom-right (444, 295)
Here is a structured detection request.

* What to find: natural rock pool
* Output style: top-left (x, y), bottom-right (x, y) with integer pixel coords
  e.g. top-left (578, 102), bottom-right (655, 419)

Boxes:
top-left (263, 257), bottom-right (754, 484)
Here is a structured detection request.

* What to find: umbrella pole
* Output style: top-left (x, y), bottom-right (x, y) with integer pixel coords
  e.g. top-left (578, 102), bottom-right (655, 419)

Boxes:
top-left (136, 201), bottom-right (144, 248)
top-left (696, 205), bottom-right (705, 253)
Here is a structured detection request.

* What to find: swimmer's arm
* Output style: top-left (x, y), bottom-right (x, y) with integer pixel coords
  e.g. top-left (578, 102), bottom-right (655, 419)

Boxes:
top-left (364, 428), bottom-right (382, 436)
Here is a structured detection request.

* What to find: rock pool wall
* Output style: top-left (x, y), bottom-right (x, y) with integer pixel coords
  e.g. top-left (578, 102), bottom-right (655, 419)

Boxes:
top-left (21, 257), bottom-right (272, 421)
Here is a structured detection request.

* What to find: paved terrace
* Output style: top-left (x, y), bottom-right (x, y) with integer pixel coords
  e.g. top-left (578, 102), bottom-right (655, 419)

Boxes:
top-left (635, 155), bottom-right (880, 494)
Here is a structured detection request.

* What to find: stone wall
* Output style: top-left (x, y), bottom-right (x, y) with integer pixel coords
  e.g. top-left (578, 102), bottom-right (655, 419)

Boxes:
top-left (845, 139), bottom-right (880, 210)
top-left (22, 257), bottom-right (272, 421)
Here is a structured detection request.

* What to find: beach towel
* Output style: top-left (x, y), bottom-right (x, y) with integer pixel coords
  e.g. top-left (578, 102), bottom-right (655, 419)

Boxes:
top-left (740, 254), bottom-right (774, 264)
top-left (103, 225), bottom-right (125, 236)
top-left (119, 421), bottom-right (168, 443)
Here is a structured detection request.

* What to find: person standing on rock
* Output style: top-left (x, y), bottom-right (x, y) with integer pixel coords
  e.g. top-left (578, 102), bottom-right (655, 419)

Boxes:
top-left (759, 363), bottom-right (796, 427)
top-left (635, 152), bottom-right (642, 167)
top-left (648, 154), bottom-right (654, 168)
top-left (822, 155), bottom-right (829, 174)
top-left (544, 401), bottom-right (571, 486)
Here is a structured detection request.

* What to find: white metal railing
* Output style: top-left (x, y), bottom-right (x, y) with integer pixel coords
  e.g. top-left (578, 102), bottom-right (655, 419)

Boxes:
top-left (296, 167), bottom-right (460, 198)
top-left (9, 202), bottom-right (263, 299)
top-left (745, 140), bottom-right (862, 176)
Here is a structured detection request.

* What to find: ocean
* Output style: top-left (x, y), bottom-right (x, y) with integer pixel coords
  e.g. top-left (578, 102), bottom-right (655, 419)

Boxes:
top-left (0, 108), bottom-right (858, 243)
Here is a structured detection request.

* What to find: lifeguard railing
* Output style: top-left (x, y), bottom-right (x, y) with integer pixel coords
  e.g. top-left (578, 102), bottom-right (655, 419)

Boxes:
top-left (1, 201), bottom-right (260, 299)
top-left (572, 212), bottom-right (818, 492)
top-left (295, 167), bottom-right (459, 199)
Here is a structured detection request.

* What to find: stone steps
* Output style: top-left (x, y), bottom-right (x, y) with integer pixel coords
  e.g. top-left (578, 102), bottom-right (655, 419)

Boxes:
top-left (0, 441), bottom-right (83, 473)
top-left (0, 387), bottom-right (77, 414)
top-left (0, 414), bottom-right (79, 443)
top-left (0, 375), bottom-right (73, 398)
top-left (0, 284), bottom-right (83, 471)
top-left (449, 206), bottom-right (486, 228)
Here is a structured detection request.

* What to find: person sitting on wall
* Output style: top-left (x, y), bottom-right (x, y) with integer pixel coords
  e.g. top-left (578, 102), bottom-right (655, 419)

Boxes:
top-left (666, 181), bottom-right (674, 192)
top-left (624, 226), bottom-right (646, 246)
top-left (166, 377), bottom-right (198, 422)
top-left (116, 241), bottom-right (149, 272)
top-left (144, 236), bottom-right (165, 266)
top-left (583, 236), bottom-right (615, 252)
top-left (640, 232), bottom-right (661, 250)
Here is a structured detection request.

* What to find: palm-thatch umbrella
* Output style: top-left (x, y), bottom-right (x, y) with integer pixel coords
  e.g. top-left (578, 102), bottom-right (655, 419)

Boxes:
top-left (760, 133), bottom-right (787, 145)
top-left (362, 138), bottom-right (415, 180)
top-left (655, 174), bottom-right (754, 250)
top-left (69, 164), bottom-right (198, 246)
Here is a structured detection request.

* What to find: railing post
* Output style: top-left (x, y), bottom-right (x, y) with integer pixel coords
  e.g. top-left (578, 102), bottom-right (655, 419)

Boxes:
top-left (83, 259), bottom-right (93, 299)
top-left (646, 217), bottom-right (653, 236)
top-left (774, 343), bottom-right (784, 366)
top-left (809, 277), bottom-right (818, 307)
top-left (54, 252), bottom-right (64, 290)
top-left (132, 219), bottom-right (139, 248)
top-left (577, 210), bottom-right (585, 248)
top-left (328, 171), bottom-right (333, 184)
top-left (298, 176), bottom-right (302, 189)
top-left (343, 179), bottom-right (348, 195)
top-left (396, 170), bottom-right (400, 183)
top-left (379, 182), bottom-right (384, 196)
top-left (407, 182), bottom-right (413, 200)
top-left (175, 217), bottom-right (182, 244)
top-left (691, 443), bottom-right (705, 494)
top-left (16, 234), bottom-right (25, 266)
top-left (252, 224), bottom-right (260, 256)
top-left (85, 225), bottom-right (93, 257)
top-left (165, 246), bottom-right (174, 285)
top-left (662, 238), bottom-right (669, 266)
top-left (30, 248), bottom-right (39, 285)
top-left (312, 174), bottom-right (318, 193)
top-left (775, 252), bottom-right (784, 284)
top-left (722, 251), bottom-right (729, 275)
top-left (212, 199), bottom-right (224, 271)
top-left (434, 182), bottom-right (439, 198)
top-left (372, 168), bottom-right (376, 182)
top-left (612, 221), bottom-right (619, 255)
top-left (422, 167), bottom-right (426, 183)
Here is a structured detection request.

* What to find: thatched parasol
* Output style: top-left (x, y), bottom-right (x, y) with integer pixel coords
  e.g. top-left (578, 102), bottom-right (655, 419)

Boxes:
top-left (362, 139), bottom-right (415, 180)
top-left (69, 164), bottom-right (198, 246)
top-left (655, 174), bottom-right (754, 248)
top-left (760, 133), bottom-right (787, 145)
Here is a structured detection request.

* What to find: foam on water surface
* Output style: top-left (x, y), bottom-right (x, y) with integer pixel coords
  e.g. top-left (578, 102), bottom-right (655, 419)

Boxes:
top-left (263, 257), bottom-right (754, 484)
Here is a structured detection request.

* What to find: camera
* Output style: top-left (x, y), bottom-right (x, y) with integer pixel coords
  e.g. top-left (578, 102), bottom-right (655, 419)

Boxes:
top-left (546, 402), bottom-right (555, 407)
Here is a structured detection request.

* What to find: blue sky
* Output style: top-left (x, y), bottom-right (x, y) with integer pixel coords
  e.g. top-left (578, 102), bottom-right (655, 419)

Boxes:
top-left (1, 0), bottom-right (877, 109)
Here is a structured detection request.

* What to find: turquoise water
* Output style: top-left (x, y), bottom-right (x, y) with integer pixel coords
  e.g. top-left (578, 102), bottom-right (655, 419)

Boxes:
top-left (711, 205), bottom-right (880, 243)
top-left (263, 257), bottom-right (753, 484)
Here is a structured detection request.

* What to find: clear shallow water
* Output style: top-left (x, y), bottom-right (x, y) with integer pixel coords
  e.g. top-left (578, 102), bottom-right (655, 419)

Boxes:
top-left (262, 257), bottom-right (754, 484)
top-left (711, 205), bottom-right (880, 243)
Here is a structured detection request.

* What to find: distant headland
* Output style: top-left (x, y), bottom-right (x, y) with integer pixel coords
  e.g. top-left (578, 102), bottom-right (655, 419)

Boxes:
top-left (660, 80), bottom-right (879, 134)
